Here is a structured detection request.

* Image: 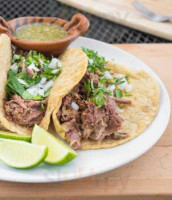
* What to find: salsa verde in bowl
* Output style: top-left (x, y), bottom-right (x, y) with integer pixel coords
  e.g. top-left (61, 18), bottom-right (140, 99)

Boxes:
top-left (0, 14), bottom-right (89, 56)
top-left (14, 23), bottom-right (68, 42)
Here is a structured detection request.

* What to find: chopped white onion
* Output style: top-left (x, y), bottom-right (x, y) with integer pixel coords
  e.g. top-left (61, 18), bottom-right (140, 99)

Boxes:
top-left (43, 80), bottom-right (54, 92)
top-left (119, 78), bottom-right (128, 90)
top-left (51, 69), bottom-right (59, 74)
top-left (107, 84), bottom-right (115, 92)
top-left (26, 87), bottom-right (38, 96)
top-left (10, 63), bottom-right (18, 71)
top-left (26, 84), bottom-right (45, 96)
top-left (57, 60), bottom-right (62, 68)
top-left (48, 58), bottom-right (58, 69)
top-left (89, 58), bottom-right (94, 65)
top-left (116, 106), bottom-right (124, 113)
top-left (125, 83), bottom-right (133, 92)
top-left (114, 73), bottom-right (124, 79)
top-left (17, 78), bottom-right (29, 86)
top-left (40, 77), bottom-right (47, 85)
top-left (104, 71), bottom-right (112, 79)
top-left (26, 78), bottom-right (54, 97)
top-left (71, 102), bottom-right (79, 111)
top-left (38, 89), bottom-right (44, 96)
top-left (28, 63), bottom-right (40, 72)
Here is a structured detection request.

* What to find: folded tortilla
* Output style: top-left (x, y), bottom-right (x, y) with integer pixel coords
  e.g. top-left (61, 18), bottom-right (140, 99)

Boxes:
top-left (0, 34), bottom-right (88, 135)
top-left (52, 58), bottom-right (159, 149)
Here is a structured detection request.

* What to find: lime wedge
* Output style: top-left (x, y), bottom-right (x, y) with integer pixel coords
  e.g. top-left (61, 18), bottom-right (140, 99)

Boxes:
top-left (32, 125), bottom-right (77, 165)
top-left (0, 139), bottom-right (48, 169)
top-left (0, 131), bottom-right (31, 142)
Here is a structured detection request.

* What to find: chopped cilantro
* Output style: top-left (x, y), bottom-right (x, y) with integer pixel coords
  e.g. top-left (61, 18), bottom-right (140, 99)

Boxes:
top-left (84, 77), bottom-right (112, 107)
top-left (92, 89), bottom-right (105, 108)
top-left (115, 89), bottom-right (123, 98)
top-left (125, 74), bottom-right (129, 81)
top-left (40, 103), bottom-right (45, 110)
top-left (82, 48), bottom-right (108, 73)
top-left (124, 92), bottom-right (132, 97)
top-left (6, 76), bottom-right (25, 96)
top-left (16, 70), bottom-right (41, 88)
top-left (84, 79), bottom-right (92, 99)
top-left (21, 91), bottom-right (44, 100)
top-left (26, 50), bottom-right (50, 67)
top-left (92, 87), bottom-right (112, 107)
top-left (12, 54), bottom-right (25, 64)
top-left (90, 79), bottom-right (94, 90)
top-left (6, 50), bottom-right (61, 101)
top-left (82, 48), bottom-right (132, 106)
top-left (41, 68), bottom-right (62, 80)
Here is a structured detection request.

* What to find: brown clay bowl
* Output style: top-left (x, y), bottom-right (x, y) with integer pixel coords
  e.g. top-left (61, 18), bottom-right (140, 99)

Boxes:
top-left (0, 13), bottom-right (90, 56)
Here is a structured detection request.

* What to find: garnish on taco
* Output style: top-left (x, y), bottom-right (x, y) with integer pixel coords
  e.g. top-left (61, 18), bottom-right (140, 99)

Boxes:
top-left (52, 48), bottom-right (159, 150)
top-left (0, 34), bottom-right (88, 135)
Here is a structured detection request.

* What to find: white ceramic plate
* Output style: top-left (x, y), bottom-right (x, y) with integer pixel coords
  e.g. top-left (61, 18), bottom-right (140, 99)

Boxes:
top-left (0, 37), bottom-right (170, 183)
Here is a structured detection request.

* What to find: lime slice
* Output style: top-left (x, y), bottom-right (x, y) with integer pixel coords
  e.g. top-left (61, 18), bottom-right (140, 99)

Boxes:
top-left (0, 131), bottom-right (31, 142)
top-left (32, 125), bottom-right (77, 165)
top-left (0, 139), bottom-right (48, 169)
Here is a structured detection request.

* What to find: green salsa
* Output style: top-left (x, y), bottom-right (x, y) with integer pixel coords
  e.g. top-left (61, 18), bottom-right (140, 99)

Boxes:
top-left (14, 23), bottom-right (68, 42)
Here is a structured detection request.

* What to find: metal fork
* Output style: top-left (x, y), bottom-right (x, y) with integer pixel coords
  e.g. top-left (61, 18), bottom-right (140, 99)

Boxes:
top-left (132, 0), bottom-right (172, 22)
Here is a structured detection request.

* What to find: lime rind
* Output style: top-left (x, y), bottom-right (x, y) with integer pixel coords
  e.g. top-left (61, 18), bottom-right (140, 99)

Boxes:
top-left (32, 125), bottom-right (77, 165)
top-left (0, 139), bottom-right (48, 169)
top-left (0, 131), bottom-right (31, 142)
top-left (45, 150), bottom-right (77, 165)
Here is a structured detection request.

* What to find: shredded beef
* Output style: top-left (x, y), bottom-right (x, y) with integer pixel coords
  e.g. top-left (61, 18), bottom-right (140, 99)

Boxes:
top-left (4, 95), bottom-right (47, 127)
top-left (65, 119), bottom-right (81, 150)
top-left (60, 95), bottom-right (79, 122)
top-left (57, 72), bottom-right (131, 149)
top-left (58, 94), bottom-right (129, 149)
top-left (112, 132), bottom-right (128, 140)
top-left (113, 97), bottom-right (132, 104)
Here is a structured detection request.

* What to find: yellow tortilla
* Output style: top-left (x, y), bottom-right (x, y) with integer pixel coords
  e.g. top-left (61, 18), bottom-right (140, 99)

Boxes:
top-left (40, 48), bottom-right (88, 130)
top-left (0, 34), bottom-right (88, 135)
top-left (52, 60), bottom-right (159, 150)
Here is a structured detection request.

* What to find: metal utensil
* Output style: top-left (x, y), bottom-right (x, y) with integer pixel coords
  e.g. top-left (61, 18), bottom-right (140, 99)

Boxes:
top-left (132, 0), bottom-right (172, 22)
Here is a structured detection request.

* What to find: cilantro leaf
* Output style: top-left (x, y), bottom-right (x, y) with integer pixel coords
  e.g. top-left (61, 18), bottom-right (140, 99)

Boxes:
top-left (22, 89), bottom-right (50, 100)
top-left (22, 91), bottom-right (43, 100)
top-left (12, 54), bottom-right (25, 64)
top-left (82, 48), bottom-right (107, 73)
top-left (92, 89), bottom-right (105, 108)
top-left (124, 92), bottom-right (132, 97)
top-left (115, 89), bottom-right (123, 98)
top-left (16, 70), bottom-right (41, 88)
top-left (92, 87), bottom-right (112, 107)
top-left (41, 68), bottom-right (62, 80)
top-left (6, 50), bottom-right (58, 101)
top-left (6, 76), bottom-right (25, 96)
top-left (84, 78), bottom-right (92, 99)
top-left (26, 50), bottom-right (50, 67)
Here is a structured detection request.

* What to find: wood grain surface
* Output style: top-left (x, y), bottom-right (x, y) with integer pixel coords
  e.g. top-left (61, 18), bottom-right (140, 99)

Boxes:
top-left (0, 44), bottom-right (171, 200)
top-left (57, 0), bottom-right (172, 41)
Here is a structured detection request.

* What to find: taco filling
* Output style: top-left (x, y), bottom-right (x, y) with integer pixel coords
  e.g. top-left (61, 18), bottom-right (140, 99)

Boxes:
top-left (57, 48), bottom-right (133, 149)
top-left (4, 50), bottom-right (62, 127)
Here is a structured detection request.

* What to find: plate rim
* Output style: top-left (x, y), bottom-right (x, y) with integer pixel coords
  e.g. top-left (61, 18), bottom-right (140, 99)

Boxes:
top-left (0, 36), bottom-right (170, 183)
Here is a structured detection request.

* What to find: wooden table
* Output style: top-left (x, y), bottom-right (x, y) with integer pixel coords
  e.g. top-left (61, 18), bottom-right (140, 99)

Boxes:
top-left (58, 0), bottom-right (172, 40)
top-left (0, 44), bottom-right (172, 200)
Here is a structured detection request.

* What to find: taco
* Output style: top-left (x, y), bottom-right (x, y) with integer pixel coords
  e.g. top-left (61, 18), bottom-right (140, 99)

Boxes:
top-left (0, 34), bottom-right (88, 135)
top-left (52, 48), bottom-right (159, 150)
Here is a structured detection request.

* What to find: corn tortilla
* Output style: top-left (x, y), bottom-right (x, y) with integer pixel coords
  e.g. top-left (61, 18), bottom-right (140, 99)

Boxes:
top-left (52, 60), bottom-right (159, 149)
top-left (0, 34), bottom-right (88, 135)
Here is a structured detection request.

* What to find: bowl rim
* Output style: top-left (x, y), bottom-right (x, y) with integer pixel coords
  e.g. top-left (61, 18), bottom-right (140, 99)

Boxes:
top-left (6, 16), bottom-right (82, 45)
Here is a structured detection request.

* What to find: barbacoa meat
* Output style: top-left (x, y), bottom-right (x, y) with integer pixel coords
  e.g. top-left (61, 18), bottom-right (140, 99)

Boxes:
top-left (58, 72), bottom-right (131, 149)
top-left (4, 95), bottom-right (46, 127)
top-left (113, 97), bottom-right (132, 104)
